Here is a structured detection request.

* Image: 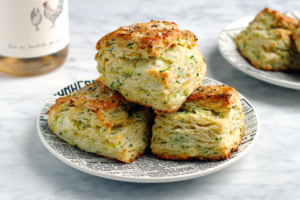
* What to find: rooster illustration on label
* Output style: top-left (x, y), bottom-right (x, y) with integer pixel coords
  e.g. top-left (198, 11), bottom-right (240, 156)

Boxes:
top-left (31, 0), bottom-right (64, 30)
top-left (31, 8), bottom-right (42, 31)
top-left (43, 0), bottom-right (64, 28)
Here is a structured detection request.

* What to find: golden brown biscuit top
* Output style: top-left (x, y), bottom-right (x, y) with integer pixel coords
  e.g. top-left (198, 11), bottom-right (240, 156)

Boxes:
top-left (249, 8), bottom-right (299, 30)
top-left (47, 78), bottom-right (132, 116)
top-left (95, 20), bottom-right (199, 59)
top-left (183, 85), bottom-right (237, 112)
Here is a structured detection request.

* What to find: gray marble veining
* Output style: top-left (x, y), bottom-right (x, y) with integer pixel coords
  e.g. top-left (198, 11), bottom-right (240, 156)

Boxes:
top-left (1, 0), bottom-right (300, 199)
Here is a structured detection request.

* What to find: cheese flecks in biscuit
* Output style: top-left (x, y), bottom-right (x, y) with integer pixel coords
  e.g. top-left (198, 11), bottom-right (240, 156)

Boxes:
top-left (95, 20), bottom-right (207, 114)
top-left (151, 85), bottom-right (245, 161)
top-left (47, 79), bottom-right (154, 164)
top-left (236, 28), bottom-right (300, 71)
top-left (249, 8), bottom-right (299, 31)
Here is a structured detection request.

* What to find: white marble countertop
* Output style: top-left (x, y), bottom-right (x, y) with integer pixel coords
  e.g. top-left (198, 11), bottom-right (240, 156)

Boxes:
top-left (1, 0), bottom-right (300, 199)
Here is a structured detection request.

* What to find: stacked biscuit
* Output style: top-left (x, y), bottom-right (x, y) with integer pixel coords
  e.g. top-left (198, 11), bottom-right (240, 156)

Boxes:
top-left (236, 8), bottom-right (300, 71)
top-left (47, 20), bottom-right (245, 163)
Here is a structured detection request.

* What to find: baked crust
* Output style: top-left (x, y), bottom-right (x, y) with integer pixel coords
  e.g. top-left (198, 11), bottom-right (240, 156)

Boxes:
top-left (47, 78), bottom-right (132, 129)
top-left (249, 8), bottom-right (299, 31)
top-left (185, 85), bottom-right (236, 112)
top-left (95, 20), bottom-right (198, 60)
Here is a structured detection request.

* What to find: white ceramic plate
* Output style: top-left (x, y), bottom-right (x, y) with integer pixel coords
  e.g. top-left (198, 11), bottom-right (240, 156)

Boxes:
top-left (37, 76), bottom-right (259, 183)
top-left (218, 12), bottom-right (300, 90)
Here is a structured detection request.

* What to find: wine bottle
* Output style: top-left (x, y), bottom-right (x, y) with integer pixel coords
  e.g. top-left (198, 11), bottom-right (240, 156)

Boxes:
top-left (0, 0), bottom-right (69, 76)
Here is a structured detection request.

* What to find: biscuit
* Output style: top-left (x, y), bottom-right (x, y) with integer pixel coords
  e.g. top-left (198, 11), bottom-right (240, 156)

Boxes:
top-left (236, 28), bottom-right (300, 71)
top-left (47, 78), bottom-right (154, 164)
top-left (249, 8), bottom-right (299, 31)
top-left (95, 20), bottom-right (207, 114)
top-left (151, 85), bottom-right (245, 161)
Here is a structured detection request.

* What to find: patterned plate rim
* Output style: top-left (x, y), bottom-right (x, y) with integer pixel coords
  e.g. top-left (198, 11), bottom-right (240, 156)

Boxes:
top-left (37, 76), bottom-right (260, 183)
top-left (218, 12), bottom-right (300, 90)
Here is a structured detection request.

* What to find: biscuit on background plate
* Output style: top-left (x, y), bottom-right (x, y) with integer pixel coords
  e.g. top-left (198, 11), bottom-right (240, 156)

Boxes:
top-left (47, 78), bottom-right (154, 164)
top-left (236, 8), bottom-right (300, 71)
top-left (236, 28), bottom-right (300, 71)
top-left (95, 20), bottom-right (207, 114)
top-left (151, 85), bottom-right (245, 161)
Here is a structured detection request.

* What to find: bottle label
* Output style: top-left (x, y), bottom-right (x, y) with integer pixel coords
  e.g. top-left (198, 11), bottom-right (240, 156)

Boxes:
top-left (0, 0), bottom-right (69, 58)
